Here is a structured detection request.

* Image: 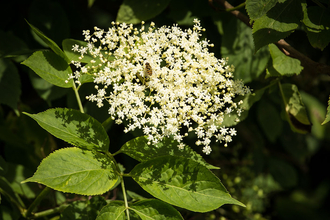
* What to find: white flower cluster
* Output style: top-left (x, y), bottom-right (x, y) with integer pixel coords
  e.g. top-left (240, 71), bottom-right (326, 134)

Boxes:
top-left (69, 19), bottom-right (250, 154)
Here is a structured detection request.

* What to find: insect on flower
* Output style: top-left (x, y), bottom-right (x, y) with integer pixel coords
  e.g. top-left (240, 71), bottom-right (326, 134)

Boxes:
top-left (137, 62), bottom-right (152, 85)
top-left (144, 62), bottom-right (153, 77)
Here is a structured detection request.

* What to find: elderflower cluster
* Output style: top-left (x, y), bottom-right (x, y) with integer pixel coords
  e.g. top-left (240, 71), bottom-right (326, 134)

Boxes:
top-left (69, 19), bottom-right (250, 154)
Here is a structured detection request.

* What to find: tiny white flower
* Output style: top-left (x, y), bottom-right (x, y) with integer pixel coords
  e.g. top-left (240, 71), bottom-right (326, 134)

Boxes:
top-left (69, 20), bottom-right (250, 154)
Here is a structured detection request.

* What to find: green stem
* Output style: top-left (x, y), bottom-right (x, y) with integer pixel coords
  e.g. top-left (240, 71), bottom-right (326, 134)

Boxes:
top-left (277, 80), bottom-right (287, 108)
top-left (121, 176), bottom-right (130, 220)
top-left (23, 187), bottom-right (52, 218)
top-left (72, 81), bottom-right (84, 113)
top-left (225, 2), bottom-right (245, 12)
top-left (112, 149), bottom-right (122, 156)
top-left (33, 204), bottom-right (69, 219)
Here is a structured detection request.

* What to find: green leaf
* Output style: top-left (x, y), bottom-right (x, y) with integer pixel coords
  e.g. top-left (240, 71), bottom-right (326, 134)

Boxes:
top-left (219, 14), bottom-right (270, 83)
top-left (126, 190), bottom-right (147, 201)
top-left (3, 163), bottom-right (38, 199)
top-left (257, 99), bottom-right (283, 142)
top-left (265, 57), bottom-right (281, 78)
top-left (62, 39), bottom-right (106, 85)
top-left (28, 72), bottom-right (69, 103)
top-left (167, 1), bottom-right (196, 26)
top-left (246, 0), bottom-right (278, 20)
top-left (62, 39), bottom-right (92, 64)
top-left (268, 44), bottom-right (304, 76)
top-left (24, 108), bottom-right (110, 151)
top-left (280, 83), bottom-right (311, 134)
top-left (60, 196), bottom-right (107, 220)
top-left (0, 156), bottom-right (7, 175)
top-left (130, 156), bottom-right (245, 212)
top-left (322, 95), bottom-right (330, 125)
top-left (302, 5), bottom-right (330, 50)
top-left (96, 201), bottom-right (126, 220)
top-left (0, 59), bottom-right (21, 110)
top-left (130, 199), bottom-right (183, 220)
top-left (21, 51), bottom-right (73, 88)
top-left (269, 157), bottom-right (297, 188)
top-left (88, 0), bottom-right (96, 8)
top-left (22, 147), bottom-right (119, 195)
top-left (121, 136), bottom-right (219, 170)
top-left (222, 85), bottom-right (269, 127)
top-left (28, 0), bottom-right (70, 47)
top-left (252, 0), bottom-right (303, 51)
top-left (0, 177), bottom-right (26, 209)
top-left (116, 0), bottom-right (171, 24)
top-left (26, 20), bottom-right (70, 63)
top-left (102, 116), bottom-right (114, 132)
top-left (0, 30), bottom-right (30, 60)
top-left (301, 92), bottom-right (328, 139)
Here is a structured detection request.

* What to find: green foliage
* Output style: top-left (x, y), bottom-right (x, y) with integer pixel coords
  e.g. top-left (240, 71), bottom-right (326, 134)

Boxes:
top-left (322, 96), bottom-right (330, 125)
top-left (117, 0), bottom-right (171, 24)
top-left (130, 156), bottom-right (244, 212)
top-left (121, 136), bottom-right (219, 169)
top-left (129, 199), bottom-right (183, 220)
top-left (302, 5), bottom-right (330, 50)
top-left (246, 0), bottom-right (278, 20)
top-left (268, 44), bottom-right (304, 76)
top-left (252, 0), bottom-right (303, 51)
top-left (24, 108), bottom-right (110, 151)
top-left (280, 83), bottom-right (311, 134)
top-left (1, 0), bottom-right (330, 219)
top-left (25, 21), bottom-right (70, 63)
top-left (22, 51), bottom-right (72, 88)
top-left (0, 59), bottom-right (21, 111)
top-left (23, 147), bottom-right (119, 195)
top-left (219, 14), bottom-right (270, 83)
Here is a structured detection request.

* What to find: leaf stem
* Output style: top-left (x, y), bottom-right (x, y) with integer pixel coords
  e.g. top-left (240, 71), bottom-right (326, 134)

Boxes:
top-left (225, 2), bottom-right (245, 12)
top-left (23, 187), bottom-right (52, 218)
top-left (72, 82), bottom-right (84, 113)
top-left (33, 204), bottom-right (70, 218)
top-left (120, 176), bottom-right (130, 220)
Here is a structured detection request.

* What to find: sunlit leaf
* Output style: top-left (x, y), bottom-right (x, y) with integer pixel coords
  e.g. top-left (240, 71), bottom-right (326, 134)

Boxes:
top-left (96, 201), bottom-right (126, 220)
top-left (22, 148), bottom-right (119, 195)
top-left (60, 196), bottom-right (107, 219)
top-left (252, 0), bottom-right (303, 51)
top-left (24, 108), bottom-right (110, 151)
top-left (130, 156), bottom-right (245, 212)
top-left (121, 136), bottom-right (219, 170)
top-left (131, 199), bottom-right (183, 220)
top-left (21, 51), bottom-right (73, 88)
top-left (268, 44), bottom-right (303, 76)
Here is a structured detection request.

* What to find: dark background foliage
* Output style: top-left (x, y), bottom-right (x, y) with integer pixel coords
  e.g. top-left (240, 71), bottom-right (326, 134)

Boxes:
top-left (1, 0), bottom-right (330, 219)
